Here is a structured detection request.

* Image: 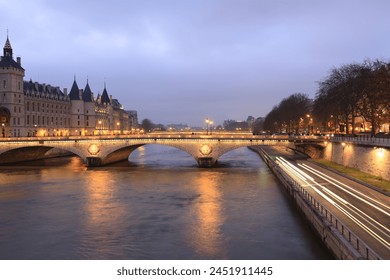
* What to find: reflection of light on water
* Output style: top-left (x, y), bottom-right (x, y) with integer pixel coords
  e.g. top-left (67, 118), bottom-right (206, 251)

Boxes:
top-left (82, 171), bottom-right (126, 258)
top-left (130, 146), bottom-right (146, 166)
top-left (189, 172), bottom-right (227, 258)
top-left (137, 146), bottom-right (146, 157)
top-left (67, 156), bottom-right (87, 172)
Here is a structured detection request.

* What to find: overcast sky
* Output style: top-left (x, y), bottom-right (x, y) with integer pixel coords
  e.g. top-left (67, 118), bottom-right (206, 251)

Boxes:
top-left (1, 0), bottom-right (389, 126)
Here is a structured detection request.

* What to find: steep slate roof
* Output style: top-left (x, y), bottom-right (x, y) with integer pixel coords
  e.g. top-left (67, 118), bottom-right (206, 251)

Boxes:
top-left (83, 81), bottom-right (93, 102)
top-left (0, 35), bottom-right (24, 70)
top-left (69, 79), bottom-right (80, 100)
top-left (101, 85), bottom-right (111, 104)
top-left (23, 80), bottom-right (66, 98)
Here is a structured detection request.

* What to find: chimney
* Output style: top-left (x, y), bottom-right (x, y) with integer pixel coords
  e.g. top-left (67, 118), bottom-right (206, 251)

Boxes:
top-left (79, 89), bottom-right (83, 99)
top-left (110, 95), bottom-right (113, 101)
top-left (17, 57), bottom-right (21, 66)
top-left (64, 88), bottom-right (68, 95)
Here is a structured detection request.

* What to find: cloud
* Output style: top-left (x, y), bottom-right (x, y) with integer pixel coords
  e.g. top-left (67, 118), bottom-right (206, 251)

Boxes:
top-left (1, 0), bottom-right (390, 126)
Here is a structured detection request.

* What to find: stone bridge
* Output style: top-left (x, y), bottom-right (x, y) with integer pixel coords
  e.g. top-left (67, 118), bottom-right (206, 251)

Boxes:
top-left (0, 134), bottom-right (326, 167)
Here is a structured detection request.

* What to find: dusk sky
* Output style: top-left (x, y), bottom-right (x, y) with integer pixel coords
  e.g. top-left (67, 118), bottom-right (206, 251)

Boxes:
top-left (1, 0), bottom-right (390, 127)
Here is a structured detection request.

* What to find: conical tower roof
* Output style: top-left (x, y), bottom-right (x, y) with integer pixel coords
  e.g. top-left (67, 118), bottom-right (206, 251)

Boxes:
top-left (82, 80), bottom-right (93, 102)
top-left (69, 78), bottom-right (80, 100)
top-left (4, 35), bottom-right (12, 52)
top-left (101, 83), bottom-right (111, 104)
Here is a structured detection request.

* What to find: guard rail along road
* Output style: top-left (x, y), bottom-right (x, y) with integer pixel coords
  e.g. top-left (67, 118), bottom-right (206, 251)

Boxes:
top-left (257, 148), bottom-right (382, 260)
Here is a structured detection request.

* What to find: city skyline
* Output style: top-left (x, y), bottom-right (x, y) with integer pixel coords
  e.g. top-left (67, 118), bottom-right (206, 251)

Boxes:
top-left (1, 0), bottom-right (390, 126)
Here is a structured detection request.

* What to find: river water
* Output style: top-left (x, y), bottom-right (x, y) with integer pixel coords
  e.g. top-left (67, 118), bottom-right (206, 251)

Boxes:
top-left (0, 145), bottom-right (332, 259)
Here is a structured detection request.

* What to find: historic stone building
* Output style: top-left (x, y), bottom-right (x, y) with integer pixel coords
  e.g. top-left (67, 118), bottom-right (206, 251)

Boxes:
top-left (0, 34), bottom-right (137, 137)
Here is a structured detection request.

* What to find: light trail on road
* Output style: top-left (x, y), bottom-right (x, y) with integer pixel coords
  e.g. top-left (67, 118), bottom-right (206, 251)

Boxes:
top-left (275, 156), bottom-right (390, 254)
top-left (299, 163), bottom-right (390, 216)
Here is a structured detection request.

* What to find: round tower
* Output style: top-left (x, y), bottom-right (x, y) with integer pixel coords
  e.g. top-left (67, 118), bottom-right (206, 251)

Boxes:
top-left (0, 33), bottom-right (25, 137)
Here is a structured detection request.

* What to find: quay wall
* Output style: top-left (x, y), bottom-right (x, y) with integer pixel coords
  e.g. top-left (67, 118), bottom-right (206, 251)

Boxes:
top-left (323, 142), bottom-right (390, 181)
top-left (292, 141), bottom-right (390, 181)
top-left (250, 146), bottom-right (380, 260)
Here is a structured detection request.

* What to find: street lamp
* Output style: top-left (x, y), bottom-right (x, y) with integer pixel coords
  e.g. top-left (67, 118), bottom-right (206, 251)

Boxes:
top-left (205, 118), bottom-right (213, 135)
top-left (98, 120), bottom-right (102, 135)
top-left (306, 114), bottom-right (312, 135)
top-left (116, 121), bottom-right (120, 135)
top-left (1, 123), bottom-right (4, 138)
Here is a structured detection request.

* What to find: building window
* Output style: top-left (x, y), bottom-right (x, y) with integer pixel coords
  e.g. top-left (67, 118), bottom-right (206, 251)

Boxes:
top-left (27, 102), bottom-right (30, 111)
top-left (3, 80), bottom-right (6, 89)
top-left (27, 115), bottom-right (30, 125)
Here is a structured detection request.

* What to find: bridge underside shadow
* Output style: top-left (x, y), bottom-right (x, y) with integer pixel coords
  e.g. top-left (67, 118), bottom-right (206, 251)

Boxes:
top-left (0, 146), bottom-right (73, 165)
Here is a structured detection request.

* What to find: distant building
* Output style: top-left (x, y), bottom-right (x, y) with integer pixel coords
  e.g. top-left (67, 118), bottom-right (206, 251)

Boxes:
top-left (125, 110), bottom-right (139, 131)
top-left (0, 34), bottom-right (137, 137)
top-left (167, 123), bottom-right (190, 131)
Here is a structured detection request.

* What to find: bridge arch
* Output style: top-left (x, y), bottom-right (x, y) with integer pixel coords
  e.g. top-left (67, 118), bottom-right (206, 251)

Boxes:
top-left (100, 142), bottom-right (200, 166)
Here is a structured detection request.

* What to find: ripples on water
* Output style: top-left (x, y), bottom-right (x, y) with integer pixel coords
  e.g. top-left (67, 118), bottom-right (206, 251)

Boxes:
top-left (0, 145), bottom-right (332, 259)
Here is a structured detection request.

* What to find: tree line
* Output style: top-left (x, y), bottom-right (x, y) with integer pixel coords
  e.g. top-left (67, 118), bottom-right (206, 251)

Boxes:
top-left (264, 59), bottom-right (390, 135)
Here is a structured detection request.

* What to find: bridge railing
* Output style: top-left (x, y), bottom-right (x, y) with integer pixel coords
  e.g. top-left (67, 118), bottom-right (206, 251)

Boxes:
top-left (331, 135), bottom-right (390, 147)
top-left (0, 133), bottom-right (327, 142)
top-left (265, 154), bottom-right (382, 260)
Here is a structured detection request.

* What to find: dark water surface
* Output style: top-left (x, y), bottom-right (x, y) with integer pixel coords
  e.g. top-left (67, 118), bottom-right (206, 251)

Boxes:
top-left (0, 145), bottom-right (332, 259)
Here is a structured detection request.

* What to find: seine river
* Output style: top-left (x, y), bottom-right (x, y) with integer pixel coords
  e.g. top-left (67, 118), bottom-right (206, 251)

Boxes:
top-left (0, 145), bottom-right (332, 259)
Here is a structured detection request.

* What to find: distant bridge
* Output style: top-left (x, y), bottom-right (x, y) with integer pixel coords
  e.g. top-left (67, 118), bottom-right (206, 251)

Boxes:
top-left (0, 133), bottom-right (326, 167)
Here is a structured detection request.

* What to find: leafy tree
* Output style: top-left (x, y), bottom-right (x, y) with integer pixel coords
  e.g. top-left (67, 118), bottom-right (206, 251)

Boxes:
top-left (360, 60), bottom-right (390, 135)
top-left (263, 93), bottom-right (311, 133)
top-left (140, 118), bottom-right (154, 132)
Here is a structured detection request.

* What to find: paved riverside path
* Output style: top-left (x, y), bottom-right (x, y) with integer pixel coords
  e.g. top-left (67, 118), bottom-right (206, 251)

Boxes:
top-left (257, 146), bottom-right (390, 259)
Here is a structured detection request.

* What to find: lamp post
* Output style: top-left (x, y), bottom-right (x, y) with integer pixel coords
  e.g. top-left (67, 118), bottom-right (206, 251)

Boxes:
top-left (1, 123), bottom-right (4, 138)
top-left (205, 118), bottom-right (213, 135)
top-left (116, 121), bottom-right (120, 135)
top-left (98, 120), bottom-right (102, 135)
top-left (306, 114), bottom-right (312, 135)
